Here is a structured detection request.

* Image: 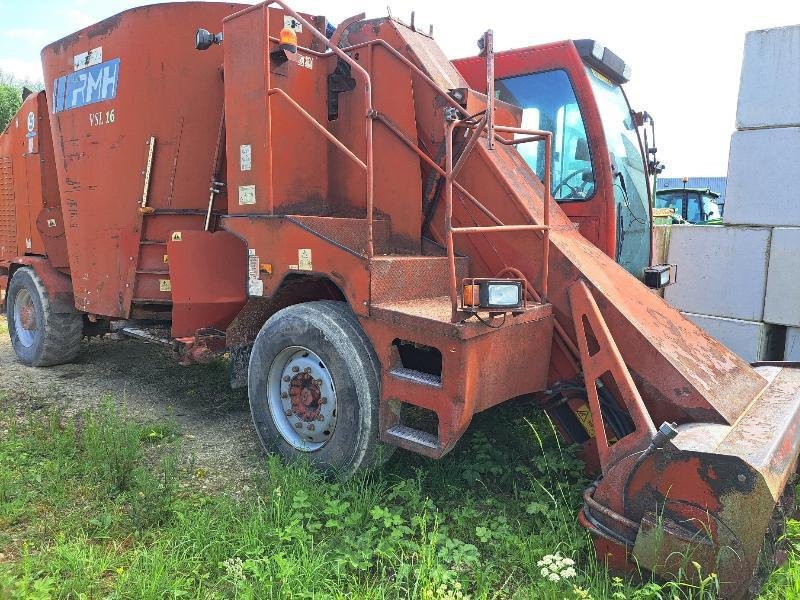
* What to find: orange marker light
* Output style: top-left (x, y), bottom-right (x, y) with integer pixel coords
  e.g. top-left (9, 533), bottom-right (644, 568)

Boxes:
top-left (279, 27), bottom-right (298, 52)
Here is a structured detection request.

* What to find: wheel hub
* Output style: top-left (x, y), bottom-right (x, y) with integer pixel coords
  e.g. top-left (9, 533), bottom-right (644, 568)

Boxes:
top-left (268, 346), bottom-right (338, 451)
top-left (13, 288), bottom-right (37, 348)
top-left (289, 371), bottom-right (323, 421)
top-left (19, 302), bottom-right (36, 331)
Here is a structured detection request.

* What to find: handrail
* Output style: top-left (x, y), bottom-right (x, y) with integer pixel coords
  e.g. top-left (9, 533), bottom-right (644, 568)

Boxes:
top-left (263, 0), bottom-right (375, 257)
top-left (257, 3), bottom-right (552, 323)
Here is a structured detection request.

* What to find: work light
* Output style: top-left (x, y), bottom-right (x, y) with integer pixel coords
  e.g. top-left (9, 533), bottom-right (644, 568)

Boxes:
top-left (463, 279), bottom-right (524, 311)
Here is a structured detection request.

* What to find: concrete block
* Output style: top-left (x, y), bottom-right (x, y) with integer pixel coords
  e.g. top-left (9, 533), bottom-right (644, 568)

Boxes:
top-left (764, 227), bottom-right (800, 326)
top-left (682, 312), bottom-right (782, 363)
top-left (665, 225), bottom-right (770, 320)
top-left (724, 128), bottom-right (800, 226)
top-left (786, 326), bottom-right (800, 361)
top-left (737, 26), bottom-right (800, 129)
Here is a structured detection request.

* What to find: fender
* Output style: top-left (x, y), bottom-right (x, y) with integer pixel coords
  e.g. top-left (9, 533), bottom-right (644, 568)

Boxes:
top-left (10, 258), bottom-right (78, 314)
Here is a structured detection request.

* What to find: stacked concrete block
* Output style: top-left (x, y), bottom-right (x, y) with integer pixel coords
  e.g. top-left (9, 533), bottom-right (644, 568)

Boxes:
top-left (736, 25), bottom-right (800, 129)
top-left (724, 128), bottom-right (800, 226)
top-left (663, 24), bottom-right (800, 362)
top-left (664, 225), bottom-right (771, 321)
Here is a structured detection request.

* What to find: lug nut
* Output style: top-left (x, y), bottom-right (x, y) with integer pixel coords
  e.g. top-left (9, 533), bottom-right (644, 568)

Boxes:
top-left (320, 397), bottom-right (328, 404)
top-left (306, 423), bottom-right (315, 431)
top-left (281, 392), bottom-right (288, 399)
top-left (285, 409), bottom-right (293, 417)
top-left (317, 414), bottom-right (324, 421)
top-left (304, 367), bottom-right (311, 373)
top-left (292, 366), bottom-right (300, 373)
top-left (294, 422), bottom-right (302, 429)
top-left (315, 379), bottom-right (322, 386)
top-left (283, 375), bottom-right (291, 382)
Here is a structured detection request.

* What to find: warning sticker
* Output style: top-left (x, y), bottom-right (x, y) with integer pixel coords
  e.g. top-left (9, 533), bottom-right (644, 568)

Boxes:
top-left (574, 405), bottom-right (595, 438)
top-left (240, 144), bottom-right (252, 171)
top-left (73, 47), bottom-right (103, 71)
top-left (283, 15), bottom-right (302, 32)
top-left (239, 185), bottom-right (256, 205)
top-left (248, 255), bottom-right (260, 280)
top-left (249, 279), bottom-right (264, 297)
top-left (159, 279), bottom-right (172, 292)
top-left (298, 248), bottom-right (312, 271)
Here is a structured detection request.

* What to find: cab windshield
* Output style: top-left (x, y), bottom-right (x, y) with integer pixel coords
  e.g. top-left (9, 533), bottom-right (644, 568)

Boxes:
top-left (585, 66), bottom-right (651, 276)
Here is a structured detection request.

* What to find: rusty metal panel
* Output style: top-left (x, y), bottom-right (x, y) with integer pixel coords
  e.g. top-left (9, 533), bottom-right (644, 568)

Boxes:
top-left (41, 2), bottom-right (246, 317)
top-left (168, 230), bottom-right (247, 337)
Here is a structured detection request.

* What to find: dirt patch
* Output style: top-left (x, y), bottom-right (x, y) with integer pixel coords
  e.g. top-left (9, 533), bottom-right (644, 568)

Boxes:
top-left (0, 316), bottom-right (263, 493)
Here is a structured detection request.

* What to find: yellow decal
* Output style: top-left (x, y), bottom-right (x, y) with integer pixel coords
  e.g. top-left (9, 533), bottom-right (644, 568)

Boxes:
top-left (171, 231), bottom-right (182, 242)
top-left (163, 254), bottom-right (169, 263)
top-left (159, 279), bottom-right (172, 292)
top-left (574, 405), bottom-right (595, 438)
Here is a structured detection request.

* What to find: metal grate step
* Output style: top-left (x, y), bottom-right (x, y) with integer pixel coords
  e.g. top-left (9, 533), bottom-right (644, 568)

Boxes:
top-left (389, 366), bottom-right (441, 388)
top-left (386, 425), bottom-right (439, 449)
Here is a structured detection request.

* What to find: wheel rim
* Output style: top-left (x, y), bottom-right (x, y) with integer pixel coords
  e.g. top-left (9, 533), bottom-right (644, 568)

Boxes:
top-left (13, 288), bottom-right (37, 348)
top-left (267, 345), bottom-right (338, 451)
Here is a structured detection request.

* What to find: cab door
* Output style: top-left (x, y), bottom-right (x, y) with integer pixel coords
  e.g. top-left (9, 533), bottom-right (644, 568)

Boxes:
top-left (454, 41), bottom-right (618, 261)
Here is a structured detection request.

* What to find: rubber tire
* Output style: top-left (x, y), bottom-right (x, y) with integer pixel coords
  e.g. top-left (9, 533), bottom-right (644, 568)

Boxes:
top-left (248, 300), bottom-right (395, 477)
top-left (6, 267), bottom-right (83, 367)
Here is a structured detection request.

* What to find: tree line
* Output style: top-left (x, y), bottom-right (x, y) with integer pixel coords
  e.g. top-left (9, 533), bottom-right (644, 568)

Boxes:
top-left (0, 71), bottom-right (44, 132)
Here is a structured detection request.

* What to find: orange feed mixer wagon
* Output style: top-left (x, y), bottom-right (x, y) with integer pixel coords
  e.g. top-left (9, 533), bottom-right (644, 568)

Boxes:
top-left (0, 2), bottom-right (798, 595)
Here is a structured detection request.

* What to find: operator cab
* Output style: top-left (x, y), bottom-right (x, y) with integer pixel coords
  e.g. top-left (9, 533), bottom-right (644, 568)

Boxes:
top-left (454, 39), bottom-right (659, 280)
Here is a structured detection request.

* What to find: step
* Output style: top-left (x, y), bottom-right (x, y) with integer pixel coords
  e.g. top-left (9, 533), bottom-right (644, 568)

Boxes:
top-left (288, 215), bottom-right (391, 255)
top-left (389, 366), bottom-right (442, 388)
top-left (370, 255), bottom-right (470, 304)
top-left (385, 425), bottom-right (439, 450)
top-left (119, 326), bottom-right (172, 345)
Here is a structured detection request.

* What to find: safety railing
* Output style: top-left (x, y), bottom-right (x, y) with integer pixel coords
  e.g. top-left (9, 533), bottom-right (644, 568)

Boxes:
top-left (256, 3), bottom-right (553, 323)
top-left (444, 118), bottom-right (552, 320)
top-left (261, 1), bottom-right (376, 256)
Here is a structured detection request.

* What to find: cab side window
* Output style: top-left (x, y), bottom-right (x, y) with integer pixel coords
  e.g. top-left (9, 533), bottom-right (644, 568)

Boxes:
top-left (496, 69), bottom-right (595, 201)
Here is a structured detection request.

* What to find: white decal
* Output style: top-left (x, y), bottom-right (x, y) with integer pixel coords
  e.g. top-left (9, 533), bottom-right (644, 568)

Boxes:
top-left (248, 278), bottom-right (264, 297)
top-left (25, 238), bottom-right (32, 249)
top-left (159, 279), bottom-right (172, 292)
top-left (248, 255), bottom-right (260, 280)
top-left (26, 111), bottom-right (35, 132)
top-left (298, 248), bottom-right (312, 271)
top-left (73, 47), bottom-right (103, 71)
top-left (297, 55), bottom-right (313, 69)
top-left (240, 144), bottom-right (252, 171)
top-left (283, 15), bottom-right (302, 32)
top-left (248, 248), bottom-right (256, 256)
top-left (47, 219), bottom-right (57, 228)
top-left (27, 138), bottom-right (33, 154)
top-left (89, 109), bottom-right (115, 127)
top-left (239, 184), bottom-right (256, 205)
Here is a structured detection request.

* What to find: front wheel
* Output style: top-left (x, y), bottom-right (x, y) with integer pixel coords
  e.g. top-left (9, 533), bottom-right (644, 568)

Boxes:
top-left (248, 301), bottom-right (394, 477)
top-left (6, 267), bottom-right (83, 367)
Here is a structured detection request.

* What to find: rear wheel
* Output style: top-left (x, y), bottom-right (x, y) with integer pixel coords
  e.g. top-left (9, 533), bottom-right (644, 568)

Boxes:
top-left (248, 301), bottom-right (394, 477)
top-left (6, 267), bottom-right (83, 366)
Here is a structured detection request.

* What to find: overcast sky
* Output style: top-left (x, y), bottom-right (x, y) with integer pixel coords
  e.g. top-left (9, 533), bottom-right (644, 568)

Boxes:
top-left (2, 0), bottom-right (799, 177)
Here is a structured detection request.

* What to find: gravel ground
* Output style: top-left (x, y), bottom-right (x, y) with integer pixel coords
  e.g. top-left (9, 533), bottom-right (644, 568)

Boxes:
top-left (0, 315), bottom-right (263, 493)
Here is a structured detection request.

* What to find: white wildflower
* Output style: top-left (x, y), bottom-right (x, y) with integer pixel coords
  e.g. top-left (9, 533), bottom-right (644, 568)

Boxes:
top-left (540, 567), bottom-right (549, 577)
top-left (560, 567), bottom-right (577, 579)
top-left (562, 557), bottom-right (575, 566)
top-left (547, 572), bottom-right (561, 582)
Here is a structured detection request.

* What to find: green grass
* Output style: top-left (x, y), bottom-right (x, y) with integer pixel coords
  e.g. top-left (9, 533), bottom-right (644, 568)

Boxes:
top-left (0, 397), bottom-right (796, 599)
top-left (0, 317), bottom-right (7, 335)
